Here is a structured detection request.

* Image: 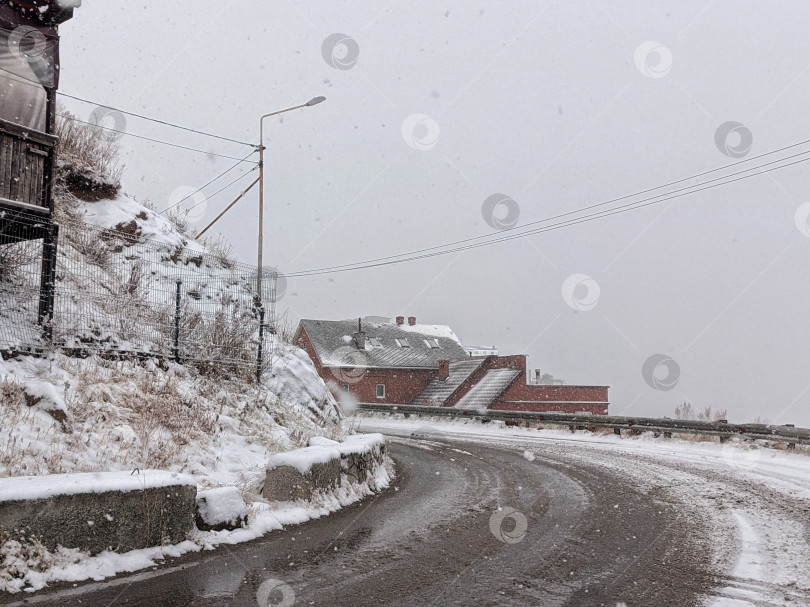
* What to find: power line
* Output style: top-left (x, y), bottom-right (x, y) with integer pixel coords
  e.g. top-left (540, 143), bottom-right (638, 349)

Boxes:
top-left (162, 166), bottom-right (259, 217)
top-left (58, 91), bottom-right (256, 148)
top-left (57, 113), bottom-right (260, 163)
top-left (159, 150), bottom-right (257, 215)
top-left (287, 140), bottom-right (810, 276)
top-left (286, 149), bottom-right (810, 277)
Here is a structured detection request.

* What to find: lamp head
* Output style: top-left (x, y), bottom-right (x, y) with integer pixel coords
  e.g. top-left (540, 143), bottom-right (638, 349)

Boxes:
top-left (305, 96), bottom-right (326, 107)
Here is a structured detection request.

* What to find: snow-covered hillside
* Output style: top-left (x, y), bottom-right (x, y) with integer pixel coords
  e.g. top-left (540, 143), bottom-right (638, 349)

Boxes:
top-left (1, 172), bottom-right (351, 476)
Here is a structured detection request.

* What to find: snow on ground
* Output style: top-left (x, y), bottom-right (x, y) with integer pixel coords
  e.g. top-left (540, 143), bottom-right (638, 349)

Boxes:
top-left (0, 457), bottom-right (394, 595)
top-left (0, 149), bottom-right (395, 594)
top-left (75, 193), bottom-right (196, 252)
top-left (0, 344), bottom-right (398, 594)
top-left (355, 414), bottom-right (810, 606)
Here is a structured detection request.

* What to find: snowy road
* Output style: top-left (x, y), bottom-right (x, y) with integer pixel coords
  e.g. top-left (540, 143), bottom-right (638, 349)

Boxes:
top-left (4, 419), bottom-right (810, 606)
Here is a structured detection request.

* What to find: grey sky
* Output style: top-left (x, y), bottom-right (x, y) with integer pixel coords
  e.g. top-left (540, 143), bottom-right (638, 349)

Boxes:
top-left (58, 2), bottom-right (810, 424)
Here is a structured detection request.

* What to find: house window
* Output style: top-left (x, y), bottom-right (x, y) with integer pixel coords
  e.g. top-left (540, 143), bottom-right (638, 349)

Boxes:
top-left (424, 338), bottom-right (440, 348)
top-left (367, 337), bottom-right (383, 348)
top-left (376, 384), bottom-right (386, 399)
top-left (395, 338), bottom-right (411, 348)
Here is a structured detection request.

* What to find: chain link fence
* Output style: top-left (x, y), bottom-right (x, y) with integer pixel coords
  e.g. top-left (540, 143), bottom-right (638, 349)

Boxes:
top-left (0, 211), bottom-right (279, 378)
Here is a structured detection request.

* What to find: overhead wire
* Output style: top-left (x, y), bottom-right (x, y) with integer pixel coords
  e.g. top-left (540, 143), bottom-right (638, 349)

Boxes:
top-left (286, 140), bottom-right (810, 276)
top-left (57, 91), bottom-right (256, 147)
top-left (159, 150), bottom-right (257, 215)
top-left (286, 146), bottom-right (810, 277)
top-left (164, 166), bottom-right (259, 218)
top-left (57, 113), bottom-right (259, 163)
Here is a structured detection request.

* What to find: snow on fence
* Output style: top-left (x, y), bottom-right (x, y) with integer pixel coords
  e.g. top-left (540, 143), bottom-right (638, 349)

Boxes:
top-left (0, 212), bottom-right (281, 377)
top-left (358, 403), bottom-right (810, 447)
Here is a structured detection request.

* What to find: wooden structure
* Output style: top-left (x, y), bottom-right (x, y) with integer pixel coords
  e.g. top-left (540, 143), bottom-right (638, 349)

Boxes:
top-left (0, 1), bottom-right (78, 327)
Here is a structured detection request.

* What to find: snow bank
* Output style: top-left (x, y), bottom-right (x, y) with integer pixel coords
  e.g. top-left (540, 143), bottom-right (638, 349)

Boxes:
top-left (310, 433), bottom-right (386, 455)
top-left (75, 193), bottom-right (193, 251)
top-left (196, 487), bottom-right (248, 530)
top-left (266, 445), bottom-right (342, 474)
top-left (267, 433), bottom-right (387, 473)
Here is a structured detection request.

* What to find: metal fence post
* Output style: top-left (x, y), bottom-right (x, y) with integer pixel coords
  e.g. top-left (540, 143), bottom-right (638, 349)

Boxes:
top-left (38, 222), bottom-right (59, 340)
top-left (257, 306), bottom-right (265, 383)
top-left (173, 280), bottom-right (181, 363)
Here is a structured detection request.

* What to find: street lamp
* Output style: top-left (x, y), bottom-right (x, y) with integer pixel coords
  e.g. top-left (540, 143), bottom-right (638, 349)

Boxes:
top-left (256, 95), bottom-right (326, 301)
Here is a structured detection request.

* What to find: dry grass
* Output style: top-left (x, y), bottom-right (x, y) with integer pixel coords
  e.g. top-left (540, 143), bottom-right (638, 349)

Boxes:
top-left (0, 353), bottom-right (343, 479)
top-left (55, 108), bottom-right (123, 190)
top-left (674, 402), bottom-right (728, 422)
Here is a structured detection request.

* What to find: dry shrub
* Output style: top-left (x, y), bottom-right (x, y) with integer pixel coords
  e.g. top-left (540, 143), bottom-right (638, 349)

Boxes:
top-left (674, 401), bottom-right (727, 422)
top-left (0, 241), bottom-right (40, 284)
top-left (200, 235), bottom-right (238, 270)
top-left (55, 108), bottom-right (123, 197)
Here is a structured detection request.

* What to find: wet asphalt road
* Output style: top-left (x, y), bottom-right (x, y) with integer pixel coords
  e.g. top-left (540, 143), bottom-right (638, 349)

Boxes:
top-left (2, 434), bottom-right (715, 607)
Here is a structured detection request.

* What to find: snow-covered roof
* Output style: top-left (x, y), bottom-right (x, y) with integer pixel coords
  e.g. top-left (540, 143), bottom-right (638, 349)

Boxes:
top-left (397, 322), bottom-right (461, 343)
top-left (299, 319), bottom-right (467, 369)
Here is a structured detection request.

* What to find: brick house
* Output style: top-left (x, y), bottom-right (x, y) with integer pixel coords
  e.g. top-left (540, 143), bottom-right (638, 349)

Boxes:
top-left (295, 317), bottom-right (609, 414)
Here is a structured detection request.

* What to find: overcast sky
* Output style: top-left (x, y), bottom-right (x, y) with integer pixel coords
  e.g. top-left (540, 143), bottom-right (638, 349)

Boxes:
top-left (57, 1), bottom-right (810, 424)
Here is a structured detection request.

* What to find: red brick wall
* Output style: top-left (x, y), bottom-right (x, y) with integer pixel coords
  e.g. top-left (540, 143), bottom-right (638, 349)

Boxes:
top-left (294, 326), bottom-right (609, 411)
top-left (490, 401), bottom-right (609, 414)
top-left (500, 383), bottom-right (609, 404)
top-left (295, 327), bottom-right (434, 404)
top-left (335, 368), bottom-right (435, 404)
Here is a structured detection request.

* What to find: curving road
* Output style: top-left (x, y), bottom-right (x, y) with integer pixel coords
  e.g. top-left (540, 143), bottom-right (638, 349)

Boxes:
top-left (5, 423), bottom-right (809, 606)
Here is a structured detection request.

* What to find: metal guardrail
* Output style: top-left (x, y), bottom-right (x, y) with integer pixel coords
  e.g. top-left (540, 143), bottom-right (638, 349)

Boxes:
top-left (356, 403), bottom-right (810, 447)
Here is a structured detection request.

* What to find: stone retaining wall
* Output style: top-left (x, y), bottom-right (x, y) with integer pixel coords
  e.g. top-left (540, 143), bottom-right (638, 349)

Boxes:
top-left (0, 471), bottom-right (197, 554)
top-left (263, 434), bottom-right (387, 502)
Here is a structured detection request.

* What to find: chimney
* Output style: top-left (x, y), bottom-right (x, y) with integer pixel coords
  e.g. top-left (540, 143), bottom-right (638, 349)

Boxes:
top-left (438, 360), bottom-right (450, 381)
top-left (535, 369), bottom-right (541, 384)
top-left (408, 316), bottom-right (416, 326)
top-left (395, 316), bottom-right (404, 325)
top-left (354, 317), bottom-right (366, 349)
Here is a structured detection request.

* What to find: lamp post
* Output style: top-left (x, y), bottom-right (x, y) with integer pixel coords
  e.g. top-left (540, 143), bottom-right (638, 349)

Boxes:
top-left (256, 95), bottom-right (326, 301)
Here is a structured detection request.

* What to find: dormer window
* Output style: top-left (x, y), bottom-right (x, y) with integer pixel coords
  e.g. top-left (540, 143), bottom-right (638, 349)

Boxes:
top-left (367, 337), bottom-right (383, 348)
top-left (395, 338), bottom-right (411, 348)
top-left (424, 338), bottom-right (440, 348)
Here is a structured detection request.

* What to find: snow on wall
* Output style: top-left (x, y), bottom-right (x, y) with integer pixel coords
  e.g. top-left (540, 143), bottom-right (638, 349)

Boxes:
top-left (267, 434), bottom-right (386, 473)
top-left (0, 470), bottom-right (195, 503)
